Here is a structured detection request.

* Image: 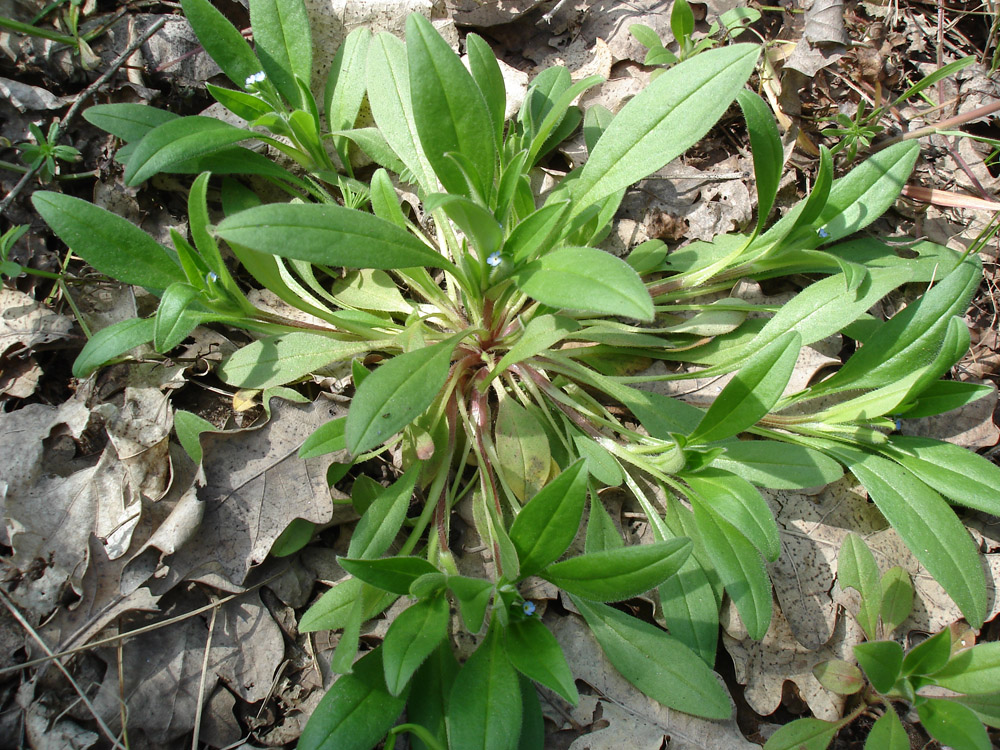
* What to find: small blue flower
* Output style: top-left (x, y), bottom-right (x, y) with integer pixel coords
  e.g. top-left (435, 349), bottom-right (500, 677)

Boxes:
top-left (245, 71), bottom-right (266, 88)
top-left (521, 600), bottom-right (536, 616)
top-left (486, 251), bottom-right (502, 267)
top-left (205, 270), bottom-right (219, 283)
top-left (817, 226), bottom-right (830, 239)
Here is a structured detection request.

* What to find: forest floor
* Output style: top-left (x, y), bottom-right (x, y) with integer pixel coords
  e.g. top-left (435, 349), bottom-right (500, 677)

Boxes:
top-left (1, 0), bottom-right (1000, 748)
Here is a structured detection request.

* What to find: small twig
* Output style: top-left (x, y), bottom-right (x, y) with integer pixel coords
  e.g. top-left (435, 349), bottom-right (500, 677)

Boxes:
top-left (0, 588), bottom-right (128, 750)
top-left (0, 16), bottom-right (166, 216)
top-left (191, 594), bottom-right (219, 750)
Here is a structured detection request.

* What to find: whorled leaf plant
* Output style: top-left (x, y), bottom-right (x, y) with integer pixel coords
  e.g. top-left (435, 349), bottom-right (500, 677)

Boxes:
top-left (31, 1), bottom-right (1000, 748)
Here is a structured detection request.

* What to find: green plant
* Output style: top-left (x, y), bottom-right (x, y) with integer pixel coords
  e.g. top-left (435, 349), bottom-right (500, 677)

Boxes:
top-left (0, 0), bottom-right (105, 67)
top-left (765, 533), bottom-right (1000, 750)
top-left (15, 121), bottom-right (81, 184)
top-left (30, 1), bottom-right (1000, 747)
top-left (631, 0), bottom-right (762, 70)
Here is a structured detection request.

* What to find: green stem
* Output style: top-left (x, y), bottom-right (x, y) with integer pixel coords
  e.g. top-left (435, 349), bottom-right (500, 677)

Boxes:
top-left (0, 15), bottom-right (77, 44)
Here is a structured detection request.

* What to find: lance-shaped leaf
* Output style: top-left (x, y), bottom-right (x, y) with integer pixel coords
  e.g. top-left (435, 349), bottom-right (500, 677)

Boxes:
top-left (736, 89), bottom-right (782, 235)
top-left (447, 623), bottom-right (521, 750)
top-left (495, 398), bottom-right (551, 503)
top-left (838, 532), bottom-right (882, 641)
top-left (569, 44), bottom-right (759, 215)
top-left (508, 459), bottom-right (588, 578)
top-left (153, 282), bottom-right (204, 352)
top-left (406, 13), bottom-right (496, 197)
top-left (382, 595), bottom-right (450, 696)
top-left (83, 103), bottom-right (178, 142)
top-left (32, 191), bottom-right (184, 292)
top-left (347, 465), bottom-right (420, 560)
top-left (931, 642), bottom-right (1000, 694)
top-left (689, 330), bottom-right (800, 444)
top-left (124, 116), bottom-right (253, 185)
top-left (338, 556), bottom-right (438, 595)
top-left (812, 259), bottom-right (980, 393)
top-left (884, 435), bottom-right (1000, 516)
top-left (692, 501), bottom-right (772, 639)
top-left (762, 718), bottom-right (840, 750)
top-left (571, 596), bottom-right (732, 719)
top-left (366, 32), bottom-right (436, 190)
top-left (297, 647), bottom-right (407, 750)
top-left (542, 538), bottom-right (691, 602)
top-left (513, 246), bottom-right (654, 321)
top-left (506, 617), bottom-right (579, 705)
top-left (683, 469), bottom-right (780, 561)
top-left (216, 202), bottom-right (450, 270)
top-left (181, 0), bottom-right (261, 90)
top-left (709, 440), bottom-right (844, 489)
top-left (346, 336), bottom-right (463, 455)
top-left (72, 318), bottom-right (156, 378)
top-left (249, 0), bottom-right (312, 105)
top-left (822, 443), bottom-right (987, 628)
top-left (218, 333), bottom-right (381, 390)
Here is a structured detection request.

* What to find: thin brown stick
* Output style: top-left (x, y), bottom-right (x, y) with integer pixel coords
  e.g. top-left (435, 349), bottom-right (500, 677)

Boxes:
top-left (0, 16), bottom-right (166, 216)
top-left (191, 595), bottom-right (219, 750)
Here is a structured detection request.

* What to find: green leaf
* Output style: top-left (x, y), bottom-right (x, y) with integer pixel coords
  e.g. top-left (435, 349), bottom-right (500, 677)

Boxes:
top-left (173, 409), bottom-right (218, 463)
top-left (508, 459), bottom-right (588, 578)
top-left (218, 333), bottom-right (380, 390)
top-left (503, 201), bottom-right (572, 264)
top-left (585, 492), bottom-right (624, 553)
top-left (83, 103), bottom-right (178, 142)
top-left (408, 644), bottom-right (459, 750)
top-left (153, 282), bottom-right (203, 352)
top-left (902, 629), bottom-right (952, 677)
top-left (542, 538), bottom-right (691, 602)
top-left (829, 447), bottom-right (987, 628)
top-left (347, 465), bottom-right (420, 559)
top-left (466, 33), bottom-right (505, 148)
top-left (854, 640), bottom-right (903, 693)
top-left (884, 435), bottom-right (1000, 516)
top-left (325, 27), bottom-right (371, 131)
top-left (932, 643), bottom-right (1000, 694)
top-left (517, 676), bottom-right (544, 750)
top-left (300, 417), bottom-right (347, 459)
top-left (181, 0), bottom-right (262, 90)
top-left (216, 202), bottom-right (449, 270)
top-left (569, 44), bottom-right (758, 215)
top-left (762, 718), bottom-right (838, 750)
top-left (917, 698), bottom-right (992, 750)
top-left (338, 556), bottom-right (438, 595)
top-left (657, 551), bottom-right (719, 666)
top-left (270, 518), bottom-right (315, 557)
top-left (952, 693), bottom-right (1000, 729)
top-left (506, 617), bottom-right (579, 705)
top-left (899, 380), bottom-right (994, 418)
top-left (583, 104), bottom-right (614, 154)
top-left (424, 193), bottom-right (502, 255)
top-left (573, 435), bottom-right (623, 486)
top-left (513, 246), bottom-right (654, 322)
top-left (629, 23), bottom-right (664, 51)
top-left (383, 595), bottom-right (450, 696)
top-left (249, 0), bottom-right (312, 105)
top-left (709, 440), bottom-right (844, 489)
top-left (207, 83), bottom-right (272, 121)
top-left (345, 336), bottom-right (463, 455)
top-left (683, 469), bottom-right (779, 561)
top-left (879, 566), bottom-right (914, 635)
top-left (571, 596), bottom-right (732, 719)
top-left (671, 0), bottom-right (695, 45)
top-left (72, 317), bottom-right (156, 378)
top-left (298, 646), bottom-right (407, 750)
top-left (366, 32), bottom-right (436, 190)
top-left (406, 13), bottom-right (496, 198)
top-left (838, 532), bottom-right (882, 641)
top-left (448, 576), bottom-right (494, 633)
top-left (300, 578), bottom-right (364, 632)
top-left (495, 398), bottom-right (551, 503)
top-left (813, 259), bottom-right (980, 393)
top-left (689, 330), bottom-right (801, 445)
top-left (33, 192), bottom-right (184, 292)
top-left (813, 660), bottom-right (865, 695)
top-left (446, 622), bottom-right (521, 750)
top-left (124, 116), bottom-right (252, 185)
top-left (864, 708), bottom-right (908, 750)
top-left (736, 89), bottom-right (782, 235)
top-left (691, 501), bottom-right (772, 639)
top-left (369, 168), bottom-right (408, 228)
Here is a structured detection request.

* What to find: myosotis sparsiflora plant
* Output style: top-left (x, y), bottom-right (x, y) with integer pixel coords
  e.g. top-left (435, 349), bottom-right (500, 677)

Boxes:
top-left (30, 1), bottom-right (1000, 748)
